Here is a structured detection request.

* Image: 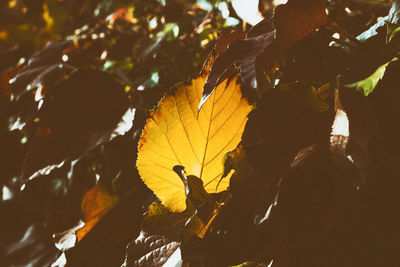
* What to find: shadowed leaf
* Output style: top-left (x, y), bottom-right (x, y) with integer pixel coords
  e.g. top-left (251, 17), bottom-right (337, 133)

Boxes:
top-left (203, 0), bottom-right (327, 101)
top-left (21, 69), bottom-right (131, 181)
top-left (122, 231), bottom-right (180, 267)
top-left (142, 201), bottom-right (190, 233)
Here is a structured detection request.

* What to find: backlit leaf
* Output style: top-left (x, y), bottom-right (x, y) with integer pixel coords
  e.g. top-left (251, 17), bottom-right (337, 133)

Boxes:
top-left (76, 184), bottom-right (119, 241)
top-left (345, 57), bottom-right (398, 96)
top-left (137, 71), bottom-right (252, 211)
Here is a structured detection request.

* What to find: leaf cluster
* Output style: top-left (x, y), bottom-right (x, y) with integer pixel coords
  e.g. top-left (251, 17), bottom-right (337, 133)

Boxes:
top-left (2, 0), bottom-right (400, 266)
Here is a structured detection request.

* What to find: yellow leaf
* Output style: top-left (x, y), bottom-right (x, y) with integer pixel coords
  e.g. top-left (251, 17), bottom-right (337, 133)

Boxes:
top-left (76, 184), bottom-right (119, 241)
top-left (137, 73), bottom-right (252, 212)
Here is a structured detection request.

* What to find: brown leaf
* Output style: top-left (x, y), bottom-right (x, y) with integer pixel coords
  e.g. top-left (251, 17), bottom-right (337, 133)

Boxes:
top-left (21, 126), bottom-right (66, 181)
top-left (214, 31), bottom-right (247, 56)
top-left (76, 184), bottom-right (119, 241)
top-left (21, 69), bottom-right (131, 181)
top-left (122, 231), bottom-right (180, 267)
top-left (273, 0), bottom-right (327, 49)
top-left (203, 0), bottom-right (327, 101)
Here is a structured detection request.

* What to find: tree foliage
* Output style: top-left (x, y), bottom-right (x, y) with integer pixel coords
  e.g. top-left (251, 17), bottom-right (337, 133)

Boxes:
top-left (1, 0), bottom-right (400, 266)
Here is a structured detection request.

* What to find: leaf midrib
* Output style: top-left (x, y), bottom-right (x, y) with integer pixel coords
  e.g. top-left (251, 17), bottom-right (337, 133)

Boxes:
top-left (199, 90), bottom-right (216, 179)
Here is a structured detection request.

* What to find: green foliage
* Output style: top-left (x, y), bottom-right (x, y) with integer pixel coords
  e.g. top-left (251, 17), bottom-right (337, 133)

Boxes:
top-left (345, 57), bottom-right (398, 96)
